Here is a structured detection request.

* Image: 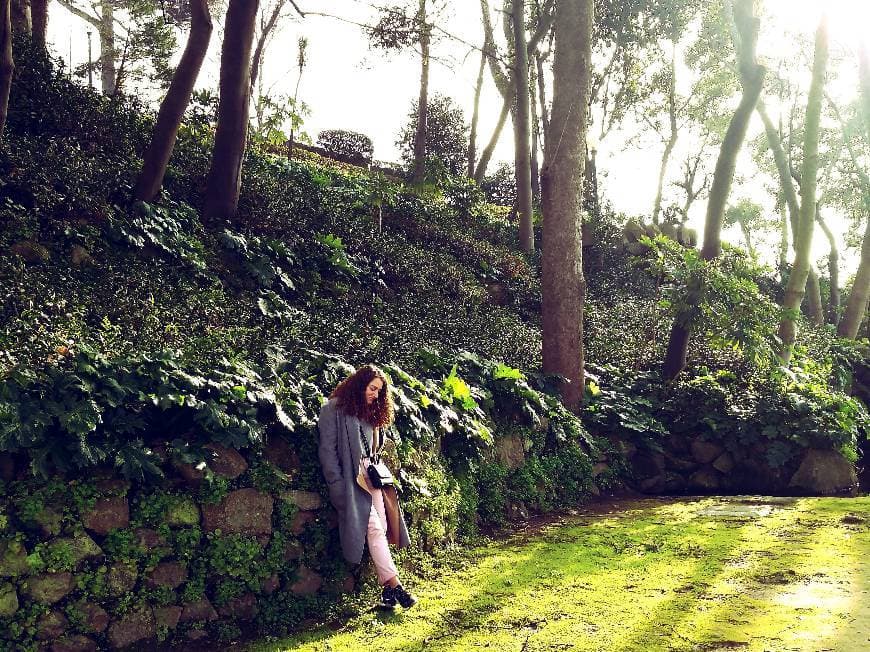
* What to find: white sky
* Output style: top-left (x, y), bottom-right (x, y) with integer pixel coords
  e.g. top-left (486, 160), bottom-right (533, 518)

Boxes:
top-left (47, 0), bottom-right (870, 272)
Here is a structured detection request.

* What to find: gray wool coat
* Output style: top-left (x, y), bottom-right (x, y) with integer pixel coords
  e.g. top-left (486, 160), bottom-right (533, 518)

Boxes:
top-left (317, 398), bottom-right (411, 564)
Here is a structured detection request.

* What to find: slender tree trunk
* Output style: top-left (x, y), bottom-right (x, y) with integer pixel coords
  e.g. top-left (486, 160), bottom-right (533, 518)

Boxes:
top-left (778, 199), bottom-right (789, 277)
top-left (204, 0), bottom-right (260, 223)
top-left (411, 0), bottom-right (429, 185)
top-left (815, 204), bottom-right (839, 323)
top-left (837, 48), bottom-right (870, 339)
top-left (10, 0), bottom-right (28, 35)
top-left (700, 83), bottom-right (765, 257)
top-left (839, 217), bottom-right (870, 338)
top-left (249, 1), bottom-right (283, 94)
top-left (804, 271), bottom-right (824, 325)
top-left (778, 17), bottom-right (828, 362)
top-left (98, 1), bottom-right (115, 95)
top-left (467, 46), bottom-right (486, 177)
top-left (738, 220), bottom-right (754, 256)
top-left (30, 0), bottom-right (44, 47)
top-left (0, 0), bottom-right (12, 142)
top-left (541, 0), bottom-right (592, 413)
top-left (652, 46), bottom-right (678, 225)
top-left (512, 0), bottom-right (533, 252)
top-left (663, 0), bottom-right (763, 380)
top-left (530, 62), bottom-right (541, 202)
top-left (473, 91), bottom-right (511, 182)
top-left (135, 0), bottom-right (213, 202)
top-left (536, 52), bottom-right (549, 142)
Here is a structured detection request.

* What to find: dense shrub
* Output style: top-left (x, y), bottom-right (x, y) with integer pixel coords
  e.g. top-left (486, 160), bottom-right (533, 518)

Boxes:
top-left (397, 93), bottom-right (469, 177)
top-left (316, 129), bottom-right (374, 165)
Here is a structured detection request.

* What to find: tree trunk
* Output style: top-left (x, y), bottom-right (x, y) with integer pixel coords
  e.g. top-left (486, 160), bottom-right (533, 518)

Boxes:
top-left (30, 0), bottom-right (44, 47)
top-left (467, 45), bottom-right (486, 177)
top-left (411, 0), bottom-right (429, 185)
top-left (663, 0), bottom-right (763, 380)
top-left (837, 48), bottom-right (870, 339)
top-left (10, 0), bottom-right (28, 35)
top-left (473, 91), bottom-right (511, 183)
top-left (512, 0), bottom-right (533, 252)
top-left (652, 47), bottom-right (678, 225)
top-left (249, 1), bottom-right (283, 94)
top-left (0, 0), bottom-right (12, 142)
top-left (815, 205), bottom-right (839, 323)
top-left (135, 0), bottom-right (212, 202)
top-left (98, 1), bottom-right (115, 94)
top-left (778, 17), bottom-right (828, 362)
top-left (536, 52), bottom-right (549, 143)
top-left (203, 0), bottom-right (260, 223)
top-left (530, 61), bottom-right (541, 202)
top-left (803, 270), bottom-right (824, 326)
top-left (541, 0), bottom-right (591, 413)
top-left (839, 216), bottom-right (870, 338)
top-left (778, 199), bottom-right (789, 278)
top-left (700, 82), bottom-right (764, 257)
top-left (738, 220), bottom-right (753, 256)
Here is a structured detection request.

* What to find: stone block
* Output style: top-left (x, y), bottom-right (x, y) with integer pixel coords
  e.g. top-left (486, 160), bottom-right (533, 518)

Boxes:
top-left (789, 449), bottom-right (857, 496)
top-left (204, 443), bottom-right (249, 479)
top-left (107, 608), bottom-right (156, 650)
top-left (690, 440), bottom-right (724, 465)
top-left (23, 572), bottom-right (75, 604)
top-left (280, 490), bottom-right (323, 511)
top-left (0, 581), bottom-right (18, 618)
top-left (144, 561), bottom-right (187, 589)
top-left (288, 566), bottom-right (322, 595)
top-left (81, 497), bottom-right (129, 536)
top-left (36, 609), bottom-right (69, 640)
top-left (201, 488), bottom-right (273, 536)
top-left (0, 539), bottom-right (30, 577)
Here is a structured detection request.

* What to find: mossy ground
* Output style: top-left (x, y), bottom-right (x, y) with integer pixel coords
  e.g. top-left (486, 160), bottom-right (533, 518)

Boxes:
top-left (252, 496), bottom-right (870, 651)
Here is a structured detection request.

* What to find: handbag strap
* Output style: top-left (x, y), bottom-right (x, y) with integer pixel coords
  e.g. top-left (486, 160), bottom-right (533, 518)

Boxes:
top-left (358, 423), bottom-right (376, 462)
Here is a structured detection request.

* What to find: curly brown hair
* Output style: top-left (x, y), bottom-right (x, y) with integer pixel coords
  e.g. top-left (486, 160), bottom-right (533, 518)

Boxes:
top-left (330, 365), bottom-right (395, 428)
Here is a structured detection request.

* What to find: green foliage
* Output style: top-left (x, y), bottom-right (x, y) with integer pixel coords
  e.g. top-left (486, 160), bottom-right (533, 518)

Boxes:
top-left (398, 93), bottom-right (469, 177)
top-left (0, 345), bottom-right (296, 479)
top-left (316, 130), bottom-right (373, 164)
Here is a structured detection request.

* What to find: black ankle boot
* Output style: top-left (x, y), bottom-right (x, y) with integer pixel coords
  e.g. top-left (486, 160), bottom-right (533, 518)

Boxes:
top-left (378, 585), bottom-right (397, 609)
top-left (391, 584), bottom-right (417, 609)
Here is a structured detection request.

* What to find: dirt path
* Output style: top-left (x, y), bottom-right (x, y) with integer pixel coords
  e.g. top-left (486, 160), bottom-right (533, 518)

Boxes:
top-left (251, 496), bottom-right (870, 651)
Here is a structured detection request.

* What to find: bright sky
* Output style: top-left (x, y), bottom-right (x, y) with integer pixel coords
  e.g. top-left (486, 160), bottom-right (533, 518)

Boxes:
top-left (47, 0), bottom-right (869, 270)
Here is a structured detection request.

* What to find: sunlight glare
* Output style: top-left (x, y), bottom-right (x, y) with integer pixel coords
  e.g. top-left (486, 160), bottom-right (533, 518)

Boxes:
top-left (771, 0), bottom-right (870, 51)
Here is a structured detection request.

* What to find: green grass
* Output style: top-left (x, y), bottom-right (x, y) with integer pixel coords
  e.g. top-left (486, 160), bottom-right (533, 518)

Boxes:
top-left (250, 496), bottom-right (870, 651)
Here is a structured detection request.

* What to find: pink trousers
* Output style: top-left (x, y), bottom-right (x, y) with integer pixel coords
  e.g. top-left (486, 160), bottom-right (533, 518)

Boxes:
top-left (360, 460), bottom-right (399, 585)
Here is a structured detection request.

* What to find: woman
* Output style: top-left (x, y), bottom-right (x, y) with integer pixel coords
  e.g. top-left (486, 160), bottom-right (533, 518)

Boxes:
top-left (317, 364), bottom-right (417, 609)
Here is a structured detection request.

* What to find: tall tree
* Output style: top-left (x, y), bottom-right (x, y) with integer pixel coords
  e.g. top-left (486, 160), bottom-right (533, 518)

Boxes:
top-left (10, 0), bottom-right (28, 35)
top-left (540, 0), bottom-right (592, 412)
top-left (662, 0), bottom-right (764, 380)
top-left (57, 1), bottom-right (177, 94)
top-left (837, 46), bottom-right (870, 339)
top-left (368, 1), bottom-right (436, 183)
top-left (410, 0), bottom-right (430, 184)
top-left (0, 0), bottom-right (12, 142)
top-left (777, 16), bottom-right (828, 363)
top-left (30, 0), bottom-right (44, 47)
top-left (203, 0), bottom-right (260, 223)
top-left (512, 0), bottom-right (533, 252)
top-left (134, 0), bottom-right (212, 202)
top-left (473, 0), bottom-right (553, 183)
top-left (467, 45), bottom-right (486, 176)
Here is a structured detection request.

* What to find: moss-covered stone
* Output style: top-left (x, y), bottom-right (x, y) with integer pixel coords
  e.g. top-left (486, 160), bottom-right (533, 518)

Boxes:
top-left (165, 497), bottom-right (200, 527)
top-left (22, 571), bottom-right (75, 604)
top-left (0, 581), bottom-right (18, 618)
top-left (0, 538), bottom-right (29, 577)
top-left (47, 531), bottom-right (103, 570)
top-left (106, 562), bottom-right (137, 597)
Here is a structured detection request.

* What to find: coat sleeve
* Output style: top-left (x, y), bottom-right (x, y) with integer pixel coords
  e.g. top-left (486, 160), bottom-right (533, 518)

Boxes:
top-left (317, 400), bottom-right (344, 487)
